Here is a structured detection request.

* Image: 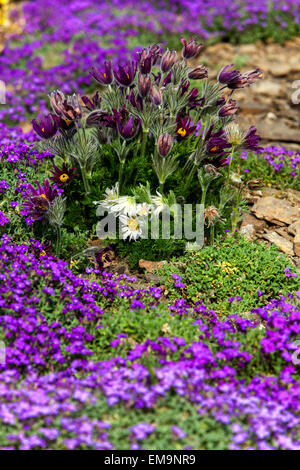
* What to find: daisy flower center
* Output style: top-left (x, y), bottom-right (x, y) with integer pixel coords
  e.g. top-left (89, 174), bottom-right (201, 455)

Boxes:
top-left (128, 217), bottom-right (140, 232)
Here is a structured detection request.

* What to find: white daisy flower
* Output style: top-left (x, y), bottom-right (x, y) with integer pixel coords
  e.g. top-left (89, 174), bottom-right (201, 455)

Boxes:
top-left (120, 214), bottom-right (143, 241)
top-left (151, 191), bottom-right (168, 216)
top-left (94, 182), bottom-right (119, 208)
top-left (136, 202), bottom-right (151, 217)
top-left (110, 196), bottom-right (137, 217)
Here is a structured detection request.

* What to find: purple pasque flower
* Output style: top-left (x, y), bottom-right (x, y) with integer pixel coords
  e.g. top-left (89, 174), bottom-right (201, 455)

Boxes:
top-left (180, 36), bottom-right (203, 59)
top-left (95, 245), bottom-right (113, 272)
top-left (90, 61), bottom-right (113, 85)
top-left (160, 49), bottom-right (177, 73)
top-left (113, 60), bottom-right (137, 87)
top-left (51, 114), bottom-right (75, 132)
top-left (176, 115), bottom-right (196, 139)
top-left (137, 73), bottom-right (152, 98)
top-left (32, 114), bottom-right (57, 139)
top-left (127, 89), bottom-right (143, 112)
top-left (188, 88), bottom-right (204, 108)
top-left (205, 124), bottom-right (232, 159)
top-left (137, 48), bottom-right (154, 74)
top-left (188, 64), bottom-right (208, 80)
top-left (49, 163), bottom-right (78, 186)
top-left (116, 113), bottom-right (140, 140)
top-left (49, 91), bottom-right (82, 121)
top-left (244, 68), bottom-right (262, 84)
top-left (218, 99), bottom-right (239, 117)
top-left (81, 92), bottom-right (102, 111)
top-left (22, 179), bottom-right (57, 222)
top-left (244, 126), bottom-right (262, 151)
top-left (218, 64), bottom-right (248, 89)
top-left (149, 85), bottom-right (162, 105)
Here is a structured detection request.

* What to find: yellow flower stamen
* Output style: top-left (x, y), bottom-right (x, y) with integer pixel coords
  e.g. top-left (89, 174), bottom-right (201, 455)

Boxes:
top-left (103, 73), bottom-right (107, 78)
top-left (40, 250), bottom-right (46, 257)
top-left (177, 128), bottom-right (187, 137)
top-left (128, 218), bottom-right (140, 232)
top-left (59, 173), bottom-right (69, 183)
top-left (211, 146), bottom-right (219, 152)
top-left (40, 194), bottom-right (47, 199)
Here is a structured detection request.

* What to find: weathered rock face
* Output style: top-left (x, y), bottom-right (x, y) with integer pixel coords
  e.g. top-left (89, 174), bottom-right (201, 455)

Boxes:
top-left (239, 190), bottom-right (300, 267)
top-left (252, 197), bottom-right (299, 225)
top-left (199, 40), bottom-right (300, 150)
top-left (262, 231), bottom-right (294, 256)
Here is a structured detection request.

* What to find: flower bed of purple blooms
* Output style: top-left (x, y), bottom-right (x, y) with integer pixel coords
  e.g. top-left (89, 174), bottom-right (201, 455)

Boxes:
top-left (0, 232), bottom-right (299, 450)
top-left (2, 0), bottom-right (300, 123)
top-left (0, 0), bottom-right (300, 450)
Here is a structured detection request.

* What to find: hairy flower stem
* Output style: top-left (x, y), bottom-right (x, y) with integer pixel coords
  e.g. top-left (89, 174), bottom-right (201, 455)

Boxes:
top-left (80, 164), bottom-right (90, 195)
top-left (140, 130), bottom-right (148, 160)
top-left (159, 182), bottom-right (164, 194)
top-left (118, 159), bottom-right (125, 194)
top-left (210, 224), bottom-right (215, 244)
top-left (55, 225), bottom-right (62, 258)
top-left (226, 145), bottom-right (235, 185)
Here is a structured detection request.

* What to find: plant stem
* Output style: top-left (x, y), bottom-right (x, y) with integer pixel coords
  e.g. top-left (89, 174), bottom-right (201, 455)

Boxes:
top-left (140, 129), bottom-right (148, 160)
top-left (80, 165), bottom-right (90, 195)
top-left (118, 159), bottom-right (125, 194)
top-left (159, 181), bottom-right (164, 194)
top-left (210, 224), bottom-right (215, 245)
top-left (226, 145), bottom-right (235, 185)
top-left (55, 225), bottom-right (62, 258)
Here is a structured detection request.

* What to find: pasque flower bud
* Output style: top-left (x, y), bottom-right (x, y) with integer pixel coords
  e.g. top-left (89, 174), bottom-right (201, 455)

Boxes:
top-left (149, 85), bottom-right (162, 105)
top-left (157, 133), bottom-right (173, 157)
top-left (137, 73), bottom-right (151, 97)
top-left (161, 50), bottom-right (177, 73)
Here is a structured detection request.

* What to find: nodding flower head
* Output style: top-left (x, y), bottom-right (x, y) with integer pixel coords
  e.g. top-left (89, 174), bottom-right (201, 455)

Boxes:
top-left (244, 126), bottom-right (262, 151)
top-left (218, 99), bottom-right (239, 117)
top-left (188, 64), bottom-right (208, 80)
top-left (180, 36), bottom-right (203, 59)
top-left (113, 60), bottom-right (137, 87)
top-left (218, 64), bottom-right (248, 89)
top-left (32, 114), bottom-right (57, 139)
top-left (90, 61), bottom-right (113, 85)
top-left (244, 68), bottom-right (262, 85)
top-left (204, 124), bottom-right (232, 160)
top-left (22, 179), bottom-right (57, 222)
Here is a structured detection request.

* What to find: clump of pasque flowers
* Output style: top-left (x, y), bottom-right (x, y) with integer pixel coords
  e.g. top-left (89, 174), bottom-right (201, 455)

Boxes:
top-left (31, 36), bottom-right (262, 245)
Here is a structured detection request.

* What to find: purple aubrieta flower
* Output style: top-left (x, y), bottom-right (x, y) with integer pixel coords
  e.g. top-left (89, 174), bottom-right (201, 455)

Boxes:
top-left (0, 211), bottom-right (10, 226)
top-left (172, 426), bottom-right (186, 439)
top-left (284, 267), bottom-right (298, 278)
top-left (129, 423), bottom-right (156, 441)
